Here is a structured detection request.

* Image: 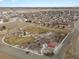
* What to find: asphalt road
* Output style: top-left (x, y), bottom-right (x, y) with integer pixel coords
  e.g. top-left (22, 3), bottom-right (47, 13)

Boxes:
top-left (0, 20), bottom-right (79, 59)
top-left (0, 39), bottom-right (57, 59)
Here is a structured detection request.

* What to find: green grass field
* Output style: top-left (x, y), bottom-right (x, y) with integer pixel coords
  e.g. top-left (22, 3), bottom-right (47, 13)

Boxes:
top-left (4, 23), bottom-right (70, 45)
top-left (5, 36), bottom-right (35, 45)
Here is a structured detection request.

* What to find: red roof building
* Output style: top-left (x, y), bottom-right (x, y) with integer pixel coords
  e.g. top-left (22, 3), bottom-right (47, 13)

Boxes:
top-left (48, 42), bottom-right (58, 48)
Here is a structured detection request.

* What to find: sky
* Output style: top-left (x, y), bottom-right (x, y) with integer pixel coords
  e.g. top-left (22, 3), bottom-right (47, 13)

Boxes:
top-left (0, 0), bottom-right (79, 7)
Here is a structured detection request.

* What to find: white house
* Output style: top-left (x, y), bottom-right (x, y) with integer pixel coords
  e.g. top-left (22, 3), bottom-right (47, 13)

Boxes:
top-left (0, 19), bottom-right (3, 23)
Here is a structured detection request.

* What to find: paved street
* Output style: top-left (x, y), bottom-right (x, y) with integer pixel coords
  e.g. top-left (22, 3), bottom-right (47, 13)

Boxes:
top-left (0, 42), bottom-right (55, 59)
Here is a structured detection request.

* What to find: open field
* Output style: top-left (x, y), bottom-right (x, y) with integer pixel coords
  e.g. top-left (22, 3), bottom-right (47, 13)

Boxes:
top-left (23, 26), bottom-right (51, 34)
top-left (4, 23), bottom-right (70, 46)
top-left (22, 23), bottom-right (70, 34)
top-left (5, 36), bottom-right (35, 45)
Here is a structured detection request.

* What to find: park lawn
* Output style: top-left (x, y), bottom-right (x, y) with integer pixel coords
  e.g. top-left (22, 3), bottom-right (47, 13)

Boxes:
top-left (51, 28), bottom-right (70, 35)
top-left (23, 25), bottom-right (70, 35)
top-left (5, 36), bottom-right (35, 45)
top-left (23, 26), bottom-right (50, 34)
top-left (5, 23), bottom-right (70, 45)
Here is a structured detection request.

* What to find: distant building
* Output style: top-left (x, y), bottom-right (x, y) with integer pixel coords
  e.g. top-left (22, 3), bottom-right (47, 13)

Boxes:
top-left (0, 19), bottom-right (3, 23)
top-left (48, 42), bottom-right (58, 48)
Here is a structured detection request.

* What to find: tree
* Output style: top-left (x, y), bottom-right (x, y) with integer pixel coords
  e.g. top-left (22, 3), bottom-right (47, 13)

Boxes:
top-left (2, 26), bottom-right (6, 30)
